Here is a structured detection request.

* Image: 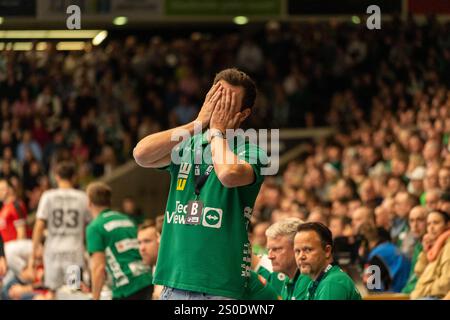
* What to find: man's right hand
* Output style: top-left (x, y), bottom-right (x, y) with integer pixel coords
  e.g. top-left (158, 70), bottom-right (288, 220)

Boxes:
top-left (196, 82), bottom-right (223, 129)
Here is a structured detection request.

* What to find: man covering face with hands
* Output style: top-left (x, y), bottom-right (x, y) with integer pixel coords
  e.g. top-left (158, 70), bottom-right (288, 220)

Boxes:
top-left (134, 68), bottom-right (268, 300)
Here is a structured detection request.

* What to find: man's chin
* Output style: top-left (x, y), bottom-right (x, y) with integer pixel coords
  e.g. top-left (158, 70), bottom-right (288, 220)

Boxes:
top-left (272, 266), bottom-right (281, 273)
top-left (300, 266), bottom-right (311, 275)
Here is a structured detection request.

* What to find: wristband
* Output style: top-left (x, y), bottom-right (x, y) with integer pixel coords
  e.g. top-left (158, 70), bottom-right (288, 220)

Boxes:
top-left (208, 128), bottom-right (225, 142)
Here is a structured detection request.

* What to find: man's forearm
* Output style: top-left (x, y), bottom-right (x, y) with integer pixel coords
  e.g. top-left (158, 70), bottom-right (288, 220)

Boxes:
top-left (210, 136), bottom-right (253, 188)
top-left (91, 265), bottom-right (106, 300)
top-left (16, 225), bottom-right (26, 240)
top-left (133, 120), bottom-right (200, 167)
top-left (31, 223), bottom-right (44, 262)
top-left (211, 135), bottom-right (241, 173)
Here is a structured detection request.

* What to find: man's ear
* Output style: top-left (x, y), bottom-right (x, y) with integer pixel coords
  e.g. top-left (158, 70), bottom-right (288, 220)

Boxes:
top-left (240, 108), bottom-right (251, 122)
top-left (325, 245), bottom-right (333, 259)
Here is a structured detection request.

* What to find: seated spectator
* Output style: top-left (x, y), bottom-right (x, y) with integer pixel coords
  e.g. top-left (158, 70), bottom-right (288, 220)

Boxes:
top-left (251, 221), bottom-right (271, 256)
top-left (243, 271), bottom-right (281, 300)
top-left (359, 179), bottom-right (383, 209)
top-left (263, 218), bottom-right (311, 300)
top-left (16, 130), bottom-right (42, 164)
top-left (121, 196), bottom-right (145, 226)
top-left (438, 192), bottom-right (450, 213)
top-left (407, 166), bottom-right (425, 198)
top-left (351, 206), bottom-right (374, 235)
top-left (2, 239), bottom-right (48, 300)
top-left (392, 192), bottom-right (419, 247)
top-left (402, 206), bottom-right (428, 294)
top-left (411, 210), bottom-right (450, 299)
top-left (138, 221), bottom-right (159, 299)
top-left (329, 215), bottom-right (356, 268)
top-left (294, 222), bottom-right (362, 300)
top-left (375, 202), bottom-right (394, 231)
top-left (438, 166), bottom-right (450, 194)
top-left (0, 178), bottom-right (28, 243)
top-left (138, 221), bottom-right (159, 268)
top-left (307, 207), bottom-right (328, 225)
top-left (358, 222), bottom-right (411, 292)
top-left (425, 189), bottom-right (441, 211)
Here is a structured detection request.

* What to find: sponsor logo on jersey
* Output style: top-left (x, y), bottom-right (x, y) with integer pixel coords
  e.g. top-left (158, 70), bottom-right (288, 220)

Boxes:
top-left (202, 207), bottom-right (222, 228)
top-left (166, 201), bottom-right (223, 229)
top-left (105, 247), bottom-right (129, 287)
top-left (128, 261), bottom-right (151, 277)
top-left (257, 274), bottom-right (267, 286)
top-left (104, 219), bottom-right (135, 232)
top-left (277, 273), bottom-right (286, 281)
top-left (176, 162), bottom-right (191, 191)
top-left (115, 238), bottom-right (139, 253)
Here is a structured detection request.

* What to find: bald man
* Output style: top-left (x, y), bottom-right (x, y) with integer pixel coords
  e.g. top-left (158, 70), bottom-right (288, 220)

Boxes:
top-left (401, 206), bottom-right (428, 294)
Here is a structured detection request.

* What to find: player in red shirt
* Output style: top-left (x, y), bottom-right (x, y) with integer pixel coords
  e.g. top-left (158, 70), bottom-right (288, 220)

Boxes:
top-left (0, 178), bottom-right (28, 243)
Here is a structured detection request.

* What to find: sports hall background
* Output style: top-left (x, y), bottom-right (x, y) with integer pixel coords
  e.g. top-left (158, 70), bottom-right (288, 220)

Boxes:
top-left (0, 0), bottom-right (449, 300)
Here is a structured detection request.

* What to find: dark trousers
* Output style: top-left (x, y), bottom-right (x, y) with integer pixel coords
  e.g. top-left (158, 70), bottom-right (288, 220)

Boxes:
top-left (113, 285), bottom-right (154, 300)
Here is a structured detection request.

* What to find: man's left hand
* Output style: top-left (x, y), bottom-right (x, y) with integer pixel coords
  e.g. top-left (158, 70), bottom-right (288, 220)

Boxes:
top-left (210, 89), bottom-right (241, 133)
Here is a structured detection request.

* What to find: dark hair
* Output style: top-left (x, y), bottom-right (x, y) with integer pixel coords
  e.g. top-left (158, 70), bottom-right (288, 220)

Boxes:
top-left (56, 161), bottom-right (76, 180)
top-left (213, 68), bottom-right (257, 109)
top-left (439, 192), bottom-right (450, 203)
top-left (138, 219), bottom-right (156, 232)
top-left (408, 193), bottom-right (420, 207)
top-left (297, 222), bottom-right (333, 249)
top-left (429, 210), bottom-right (450, 223)
top-left (0, 178), bottom-right (15, 190)
top-left (86, 182), bottom-right (112, 207)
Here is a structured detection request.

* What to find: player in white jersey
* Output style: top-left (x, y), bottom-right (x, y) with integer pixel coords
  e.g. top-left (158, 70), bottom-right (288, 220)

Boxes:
top-left (31, 161), bottom-right (91, 296)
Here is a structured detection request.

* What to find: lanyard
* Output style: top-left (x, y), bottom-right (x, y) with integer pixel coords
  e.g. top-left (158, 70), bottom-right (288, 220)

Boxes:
top-left (308, 264), bottom-right (333, 299)
top-left (194, 164), bottom-right (213, 197)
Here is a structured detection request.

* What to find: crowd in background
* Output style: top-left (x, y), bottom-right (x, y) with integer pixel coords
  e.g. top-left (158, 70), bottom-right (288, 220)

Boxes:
top-left (0, 16), bottom-right (449, 299)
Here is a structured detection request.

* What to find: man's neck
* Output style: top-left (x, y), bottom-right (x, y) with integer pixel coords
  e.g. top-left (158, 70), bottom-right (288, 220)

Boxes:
top-left (286, 265), bottom-right (298, 280)
top-left (368, 240), bottom-right (380, 250)
top-left (311, 262), bottom-right (332, 281)
top-left (3, 195), bottom-right (16, 204)
top-left (92, 206), bottom-right (109, 218)
top-left (58, 181), bottom-right (73, 189)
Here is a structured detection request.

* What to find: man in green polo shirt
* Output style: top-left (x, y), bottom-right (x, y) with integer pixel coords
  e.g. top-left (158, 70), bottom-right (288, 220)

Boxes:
top-left (254, 255), bottom-right (286, 296)
top-left (294, 222), bottom-right (361, 300)
top-left (264, 218), bottom-right (311, 300)
top-left (86, 182), bottom-right (153, 300)
top-left (133, 68), bottom-right (269, 300)
top-left (244, 271), bottom-right (281, 300)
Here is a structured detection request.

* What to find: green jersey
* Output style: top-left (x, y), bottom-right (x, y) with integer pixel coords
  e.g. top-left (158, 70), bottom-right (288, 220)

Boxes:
top-left (243, 271), bottom-right (281, 300)
top-left (153, 131), bottom-right (267, 299)
top-left (281, 271), bottom-right (312, 300)
top-left (402, 241), bottom-right (423, 294)
top-left (256, 267), bottom-right (286, 296)
top-left (255, 254), bottom-right (286, 295)
top-left (306, 265), bottom-right (362, 300)
top-left (86, 209), bottom-right (153, 299)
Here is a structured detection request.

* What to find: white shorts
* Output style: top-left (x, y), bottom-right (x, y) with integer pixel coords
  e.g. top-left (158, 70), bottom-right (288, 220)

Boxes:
top-left (43, 252), bottom-right (85, 291)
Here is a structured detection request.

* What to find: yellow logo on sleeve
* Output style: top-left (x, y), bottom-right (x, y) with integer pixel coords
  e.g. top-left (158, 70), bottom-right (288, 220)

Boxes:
top-left (176, 163), bottom-right (191, 191)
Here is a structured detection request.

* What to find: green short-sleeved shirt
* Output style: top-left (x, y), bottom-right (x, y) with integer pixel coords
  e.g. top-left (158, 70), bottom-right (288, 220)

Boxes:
top-left (420, 192), bottom-right (426, 206)
top-left (280, 271), bottom-right (311, 300)
top-left (306, 265), bottom-right (362, 300)
top-left (153, 132), bottom-right (268, 299)
top-left (402, 241), bottom-right (423, 294)
top-left (243, 271), bottom-right (281, 300)
top-left (86, 209), bottom-right (153, 299)
top-left (256, 265), bottom-right (286, 296)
